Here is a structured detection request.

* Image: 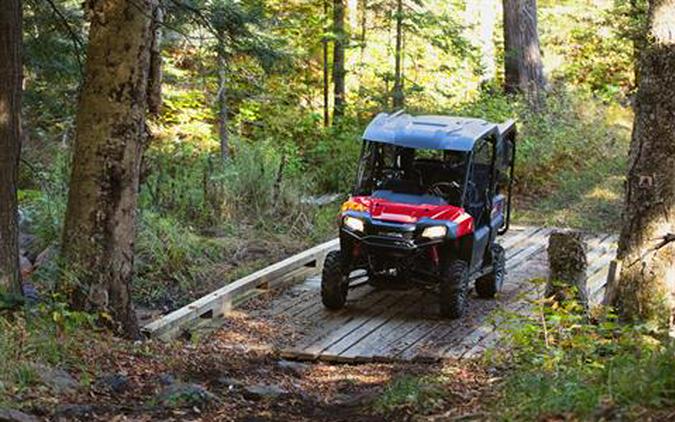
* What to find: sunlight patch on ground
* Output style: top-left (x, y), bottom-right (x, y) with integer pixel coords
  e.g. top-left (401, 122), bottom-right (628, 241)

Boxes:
top-left (585, 185), bottom-right (621, 202)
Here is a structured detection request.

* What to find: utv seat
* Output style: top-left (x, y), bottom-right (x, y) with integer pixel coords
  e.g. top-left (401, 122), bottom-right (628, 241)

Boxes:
top-left (381, 178), bottom-right (425, 195)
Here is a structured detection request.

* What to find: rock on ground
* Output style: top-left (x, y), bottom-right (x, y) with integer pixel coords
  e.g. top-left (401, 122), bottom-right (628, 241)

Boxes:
top-left (36, 365), bottom-right (78, 394)
top-left (95, 373), bottom-right (129, 394)
top-left (243, 384), bottom-right (288, 400)
top-left (0, 408), bottom-right (39, 422)
top-left (157, 383), bottom-right (217, 409)
top-left (276, 360), bottom-right (310, 377)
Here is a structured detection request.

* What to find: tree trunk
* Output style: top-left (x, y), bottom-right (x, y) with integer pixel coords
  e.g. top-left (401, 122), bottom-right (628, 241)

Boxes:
top-left (606, 0), bottom-right (675, 330)
top-left (323, 0), bottom-right (330, 127)
top-left (392, 0), bottom-right (404, 109)
top-left (61, 0), bottom-right (156, 338)
top-left (147, 4), bottom-right (163, 116)
top-left (502, 0), bottom-right (546, 100)
top-left (0, 0), bottom-right (23, 298)
top-left (217, 48), bottom-right (229, 161)
top-left (333, 0), bottom-right (346, 120)
top-left (359, 0), bottom-right (367, 64)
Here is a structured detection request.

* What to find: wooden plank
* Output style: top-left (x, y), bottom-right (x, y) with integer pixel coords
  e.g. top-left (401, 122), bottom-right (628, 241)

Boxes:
top-left (400, 276), bottom-right (537, 361)
top-left (397, 246), bottom-right (548, 361)
top-left (280, 291), bottom-right (404, 360)
top-left (319, 291), bottom-right (428, 362)
top-left (499, 226), bottom-right (544, 250)
top-left (142, 238), bottom-right (339, 339)
top-left (382, 319), bottom-right (451, 362)
top-left (340, 228), bottom-right (546, 361)
top-left (444, 286), bottom-right (541, 360)
top-left (337, 317), bottom-right (426, 362)
top-left (587, 249), bottom-right (620, 300)
top-left (505, 228), bottom-right (553, 266)
top-left (334, 228), bottom-right (545, 361)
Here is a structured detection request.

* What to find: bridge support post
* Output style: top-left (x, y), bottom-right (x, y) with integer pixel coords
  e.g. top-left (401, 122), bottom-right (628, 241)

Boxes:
top-left (546, 230), bottom-right (589, 312)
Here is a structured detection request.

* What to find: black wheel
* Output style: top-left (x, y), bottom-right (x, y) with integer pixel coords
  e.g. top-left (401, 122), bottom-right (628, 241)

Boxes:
top-left (439, 260), bottom-right (469, 319)
top-left (321, 250), bottom-right (348, 309)
top-left (475, 244), bottom-right (505, 299)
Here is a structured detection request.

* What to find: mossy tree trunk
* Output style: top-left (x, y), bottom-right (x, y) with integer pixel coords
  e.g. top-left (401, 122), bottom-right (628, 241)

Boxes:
top-left (61, 0), bottom-right (156, 338)
top-left (606, 0), bottom-right (675, 330)
top-left (0, 0), bottom-right (23, 298)
top-left (333, 0), bottom-right (346, 120)
top-left (502, 0), bottom-right (546, 101)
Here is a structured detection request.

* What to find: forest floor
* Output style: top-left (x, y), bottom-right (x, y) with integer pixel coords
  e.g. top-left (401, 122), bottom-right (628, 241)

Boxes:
top-left (11, 317), bottom-right (492, 421)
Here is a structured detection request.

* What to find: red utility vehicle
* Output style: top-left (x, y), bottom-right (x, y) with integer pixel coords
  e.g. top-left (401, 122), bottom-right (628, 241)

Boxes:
top-left (322, 112), bottom-right (517, 318)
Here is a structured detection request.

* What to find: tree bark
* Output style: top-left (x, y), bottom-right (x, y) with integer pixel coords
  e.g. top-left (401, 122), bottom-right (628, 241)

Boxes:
top-left (147, 4), bottom-right (163, 116)
top-left (323, 0), bottom-right (330, 127)
top-left (502, 0), bottom-right (546, 100)
top-left (61, 0), bottom-right (156, 338)
top-left (606, 0), bottom-right (675, 330)
top-left (392, 0), bottom-right (404, 109)
top-left (333, 0), bottom-right (346, 120)
top-left (0, 0), bottom-right (23, 298)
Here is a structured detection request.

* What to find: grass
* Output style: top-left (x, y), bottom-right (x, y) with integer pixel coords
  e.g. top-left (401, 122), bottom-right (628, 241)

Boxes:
top-left (514, 158), bottom-right (626, 232)
top-left (0, 305), bottom-right (95, 406)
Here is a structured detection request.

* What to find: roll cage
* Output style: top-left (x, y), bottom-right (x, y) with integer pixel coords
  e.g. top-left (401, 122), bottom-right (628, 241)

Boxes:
top-left (354, 113), bottom-right (516, 233)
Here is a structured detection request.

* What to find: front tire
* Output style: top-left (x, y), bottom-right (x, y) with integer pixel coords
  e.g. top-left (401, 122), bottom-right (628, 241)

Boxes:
top-left (475, 244), bottom-right (505, 299)
top-left (439, 260), bottom-right (469, 319)
top-left (321, 251), bottom-right (348, 309)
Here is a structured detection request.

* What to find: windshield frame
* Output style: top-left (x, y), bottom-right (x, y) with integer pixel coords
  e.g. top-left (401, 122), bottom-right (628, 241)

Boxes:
top-left (352, 139), bottom-right (472, 207)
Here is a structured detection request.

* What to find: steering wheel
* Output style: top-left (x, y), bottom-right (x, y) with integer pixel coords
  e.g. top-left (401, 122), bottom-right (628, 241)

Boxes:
top-left (428, 181), bottom-right (461, 199)
top-left (376, 168), bottom-right (404, 188)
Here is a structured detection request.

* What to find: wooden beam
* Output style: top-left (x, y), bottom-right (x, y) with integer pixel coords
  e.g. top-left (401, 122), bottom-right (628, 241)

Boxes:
top-left (141, 238), bottom-right (339, 339)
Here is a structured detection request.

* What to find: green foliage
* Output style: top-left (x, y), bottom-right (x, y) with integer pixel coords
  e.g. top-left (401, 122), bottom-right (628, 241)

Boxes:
top-left (452, 88), bottom-right (630, 231)
top-left (23, 0), bottom-right (83, 145)
top-left (491, 291), bottom-right (675, 420)
top-left (0, 303), bottom-right (94, 402)
top-left (307, 120), bottom-right (364, 193)
top-left (18, 151), bottom-right (71, 249)
top-left (134, 211), bottom-right (228, 307)
top-left (538, 0), bottom-right (639, 100)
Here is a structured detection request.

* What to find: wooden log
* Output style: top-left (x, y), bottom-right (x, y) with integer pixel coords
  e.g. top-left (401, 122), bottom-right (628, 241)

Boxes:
top-left (545, 230), bottom-right (588, 310)
top-left (142, 238), bottom-right (339, 339)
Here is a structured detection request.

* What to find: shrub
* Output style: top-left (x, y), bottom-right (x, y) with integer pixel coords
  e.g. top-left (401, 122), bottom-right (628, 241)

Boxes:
top-left (133, 211), bottom-right (229, 308)
top-left (491, 290), bottom-right (675, 420)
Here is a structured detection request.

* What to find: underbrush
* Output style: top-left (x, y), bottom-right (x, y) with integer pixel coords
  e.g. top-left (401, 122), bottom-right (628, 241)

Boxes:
top-left (0, 304), bottom-right (96, 407)
top-left (489, 293), bottom-right (675, 420)
top-left (452, 87), bottom-right (631, 232)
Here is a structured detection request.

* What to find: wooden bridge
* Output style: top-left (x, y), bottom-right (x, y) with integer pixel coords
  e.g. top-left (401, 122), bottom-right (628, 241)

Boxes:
top-left (142, 226), bottom-right (618, 363)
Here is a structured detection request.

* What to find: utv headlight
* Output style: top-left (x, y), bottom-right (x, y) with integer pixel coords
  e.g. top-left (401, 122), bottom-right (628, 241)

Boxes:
top-left (421, 225), bottom-right (447, 239)
top-left (343, 216), bottom-right (365, 232)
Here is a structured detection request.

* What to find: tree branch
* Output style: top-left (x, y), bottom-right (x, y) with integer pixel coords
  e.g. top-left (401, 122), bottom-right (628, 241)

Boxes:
top-left (41, 0), bottom-right (85, 75)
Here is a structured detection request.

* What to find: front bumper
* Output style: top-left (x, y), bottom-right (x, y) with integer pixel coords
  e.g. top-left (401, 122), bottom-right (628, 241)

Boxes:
top-left (339, 211), bottom-right (453, 258)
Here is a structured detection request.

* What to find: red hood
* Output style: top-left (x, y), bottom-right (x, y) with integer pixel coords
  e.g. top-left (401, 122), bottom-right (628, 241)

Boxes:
top-left (350, 196), bottom-right (466, 224)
